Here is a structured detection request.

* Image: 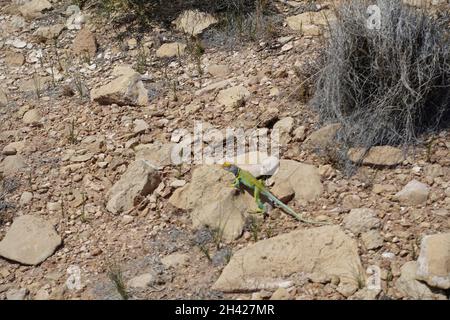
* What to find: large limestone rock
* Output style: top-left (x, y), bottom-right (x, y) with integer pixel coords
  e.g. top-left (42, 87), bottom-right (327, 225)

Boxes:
top-left (347, 146), bottom-right (404, 166)
top-left (34, 24), bottom-right (65, 42)
top-left (213, 226), bottom-right (364, 292)
top-left (22, 109), bottom-right (42, 124)
top-left (195, 78), bottom-right (234, 96)
top-left (156, 42), bottom-right (186, 58)
top-left (4, 51), bottom-right (25, 67)
top-left (343, 208), bottom-right (381, 235)
top-left (0, 155), bottom-right (27, 175)
top-left (273, 117), bottom-right (294, 145)
top-left (217, 85), bottom-right (251, 107)
top-left (71, 28), bottom-right (97, 58)
top-left (395, 261), bottom-right (437, 299)
top-left (269, 160), bottom-right (323, 204)
top-left (19, 0), bottom-right (52, 20)
top-left (416, 233), bottom-right (450, 290)
top-left (207, 64), bottom-right (231, 78)
top-left (134, 142), bottom-right (175, 168)
top-left (91, 67), bottom-right (148, 106)
top-left (361, 230), bottom-right (384, 250)
top-left (173, 10), bottom-right (218, 36)
top-left (395, 180), bottom-right (430, 205)
top-left (65, 5), bottom-right (86, 30)
top-left (169, 165), bottom-right (256, 242)
top-left (423, 164), bottom-right (445, 178)
top-left (303, 123), bottom-right (340, 150)
top-left (6, 288), bottom-right (28, 300)
top-left (0, 215), bottom-right (61, 265)
top-left (106, 160), bottom-right (161, 214)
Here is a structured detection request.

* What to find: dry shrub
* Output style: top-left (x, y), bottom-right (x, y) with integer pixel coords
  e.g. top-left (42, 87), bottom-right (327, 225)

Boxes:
top-left (91, 0), bottom-right (259, 25)
top-left (312, 0), bottom-right (450, 152)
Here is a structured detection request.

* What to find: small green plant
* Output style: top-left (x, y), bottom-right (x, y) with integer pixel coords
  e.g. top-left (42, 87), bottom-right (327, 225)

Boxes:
top-left (52, 38), bottom-right (64, 71)
top-left (27, 169), bottom-right (33, 188)
top-left (248, 215), bottom-right (261, 242)
top-left (224, 249), bottom-right (233, 264)
top-left (71, 69), bottom-right (89, 101)
top-left (198, 244), bottom-right (212, 262)
top-left (426, 137), bottom-right (437, 163)
top-left (189, 37), bottom-right (205, 76)
top-left (385, 267), bottom-right (393, 290)
top-left (49, 62), bottom-right (56, 88)
top-left (79, 192), bottom-right (90, 223)
top-left (172, 80), bottom-right (178, 102)
top-left (107, 263), bottom-right (129, 300)
top-left (32, 72), bottom-right (42, 100)
top-left (265, 225), bottom-right (274, 238)
top-left (344, 260), bottom-right (366, 291)
top-left (68, 118), bottom-right (79, 144)
top-left (61, 196), bottom-right (65, 218)
top-left (80, 50), bottom-right (92, 65)
top-left (135, 46), bottom-right (148, 74)
top-left (212, 226), bottom-right (225, 249)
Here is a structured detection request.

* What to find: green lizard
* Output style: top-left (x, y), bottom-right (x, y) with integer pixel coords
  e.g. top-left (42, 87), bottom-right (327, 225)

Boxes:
top-left (222, 162), bottom-right (329, 225)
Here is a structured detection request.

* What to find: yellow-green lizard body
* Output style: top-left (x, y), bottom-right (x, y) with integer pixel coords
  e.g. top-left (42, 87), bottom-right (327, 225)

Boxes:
top-left (222, 162), bottom-right (328, 225)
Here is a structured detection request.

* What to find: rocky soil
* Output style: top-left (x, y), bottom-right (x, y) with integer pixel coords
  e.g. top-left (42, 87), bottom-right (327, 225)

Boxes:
top-left (0, 0), bottom-right (449, 300)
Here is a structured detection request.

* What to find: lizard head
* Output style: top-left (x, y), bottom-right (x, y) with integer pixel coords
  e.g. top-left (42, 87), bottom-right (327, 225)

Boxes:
top-left (222, 162), bottom-right (239, 176)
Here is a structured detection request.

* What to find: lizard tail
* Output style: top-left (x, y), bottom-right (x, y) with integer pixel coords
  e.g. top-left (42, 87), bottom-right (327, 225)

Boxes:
top-left (265, 192), bottom-right (329, 225)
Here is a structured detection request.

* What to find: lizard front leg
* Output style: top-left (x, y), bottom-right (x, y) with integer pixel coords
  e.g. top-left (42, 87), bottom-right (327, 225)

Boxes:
top-left (254, 187), bottom-right (266, 214)
top-left (231, 177), bottom-right (241, 189)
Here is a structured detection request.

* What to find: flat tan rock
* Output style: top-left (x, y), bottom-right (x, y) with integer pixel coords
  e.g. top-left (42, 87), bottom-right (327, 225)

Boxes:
top-left (106, 160), bottom-right (161, 214)
top-left (416, 233), bottom-right (450, 290)
top-left (72, 28), bottom-right (97, 58)
top-left (4, 51), bottom-right (25, 67)
top-left (91, 68), bottom-right (148, 106)
top-left (395, 261), bottom-right (437, 299)
top-left (156, 42), bottom-right (186, 58)
top-left (347, 146), bottom-right (404, 166)
top-left (394, 180), bottom-right (430, 205)
top-left (34, 24), bottom-right (65, 41)
top-left (217, 85), bottom-right (250, 107)
top-left (213, 226), bottom-right (363, 292)
top-left (173, 10), bottom-right (218, 36)
top-left (207, 64), bottom-right (231, 78)
top-left (169, 165), bottom-right (256, 242)
top-left (19, 0), bottom-right (52, 20)
top-left (0, 215), bottom-right (61, 265)
top-left (0, 155), bottom-right (28, 175)
top-left (303, 123), bottom-right (340, 150)
top-left (270, 160), bottom-right (323, 205)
